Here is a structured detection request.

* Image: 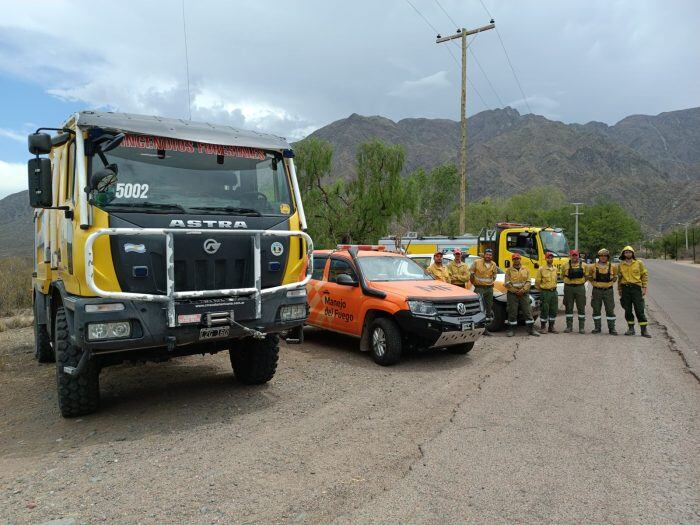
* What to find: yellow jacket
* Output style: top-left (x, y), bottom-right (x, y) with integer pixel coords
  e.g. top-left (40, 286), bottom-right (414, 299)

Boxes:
top-left (426, 263), bottom-right (450, 283)
top-left (505, 266), bottom-right (531, 293)
top-left (447, 261), bottom-right (470, 287)
top-left (562, 261), bottom-right (587, 285)
top-left (588, 262), bottom-right (617, 289)
top-left (469, 259), bottom-right (497, 287)
top-left (535, 265), bottom-right (558, 290)
top-left (618, 259), bottom-right (648, 287)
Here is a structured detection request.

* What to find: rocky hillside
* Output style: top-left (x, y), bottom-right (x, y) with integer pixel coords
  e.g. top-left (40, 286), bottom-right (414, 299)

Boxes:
top-left (0, 190), bottom-right (33, 258)
top-left (306, 107), bottom-right (700, 233)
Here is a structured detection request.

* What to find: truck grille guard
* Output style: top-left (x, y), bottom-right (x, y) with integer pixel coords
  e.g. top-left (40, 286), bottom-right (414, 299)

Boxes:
top-left (85, 228), bottom-right (314, 328)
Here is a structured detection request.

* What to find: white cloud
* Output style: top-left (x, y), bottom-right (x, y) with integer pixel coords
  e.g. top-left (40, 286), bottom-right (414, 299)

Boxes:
top-left (509, 95), bottom-right (562, 121)
top-left (389, 71), bottom-right (451, 98)
top-left (0, 128), bottom-right (24, 143)
top-left (0, 160), bottom-right (26, 199)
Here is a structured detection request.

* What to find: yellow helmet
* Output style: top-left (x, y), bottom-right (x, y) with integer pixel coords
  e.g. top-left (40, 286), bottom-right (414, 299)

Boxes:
top-left (620, 245), bottom-right (635, 259)
top-left (598, 248), bottom-right (610, 256)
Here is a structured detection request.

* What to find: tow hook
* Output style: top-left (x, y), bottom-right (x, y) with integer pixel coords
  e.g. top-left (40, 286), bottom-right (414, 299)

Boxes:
top-left (62, 350), bottom-right (89, 377)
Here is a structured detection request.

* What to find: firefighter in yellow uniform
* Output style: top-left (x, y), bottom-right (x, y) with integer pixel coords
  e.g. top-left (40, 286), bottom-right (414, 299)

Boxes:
top-left (562, 249), bottom-right (587, 333)
top-left (587, 248), bottom-right (618, 335)
top-left (535, 251), bottom-right (559, 333)
top-left (470, 248), bottom-right (498, 335)
top-left (426, 251), bottom-right (450, 283)
top-left (447, 249), bottom-right (470, 287)
top-left (504, 253), bottom-right (539, 337)
top-left (618, 245), bottom-right (651, 338)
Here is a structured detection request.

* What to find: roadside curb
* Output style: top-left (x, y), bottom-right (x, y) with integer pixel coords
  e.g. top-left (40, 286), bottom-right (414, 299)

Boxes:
top-left (647, 294), bottom-right (699, 383)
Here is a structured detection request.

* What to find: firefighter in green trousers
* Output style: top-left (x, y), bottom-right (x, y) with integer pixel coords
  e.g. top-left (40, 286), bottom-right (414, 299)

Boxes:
top-left (505, 253), bottom-right (539, 337)
top-left (563, 249), bottom-right (587, 333)
top-left (588, 248), bottom-right (618, 335)
top-left (470, 248), bottom-right (498, 336)
top-left (618, 245), bottom-right (651, 338)
top-left (535, 251), bottom-right (559, 333)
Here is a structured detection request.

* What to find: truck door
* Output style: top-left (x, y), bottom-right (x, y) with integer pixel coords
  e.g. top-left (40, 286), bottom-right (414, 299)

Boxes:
top-left (306, 255), bottom-right (329, 326)
top-left (503, 231), bottom-right (539, 274)
top-left (324, 256), bottom-right (363, 336)
top-left (56, 142), bottom-right (79, 291)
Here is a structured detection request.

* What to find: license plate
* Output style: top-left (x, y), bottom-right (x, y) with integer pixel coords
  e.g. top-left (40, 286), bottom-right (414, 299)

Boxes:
top-left (461, 322), bottom-right (473, 331)
top-left (199, 327), bottom-right (230, 340)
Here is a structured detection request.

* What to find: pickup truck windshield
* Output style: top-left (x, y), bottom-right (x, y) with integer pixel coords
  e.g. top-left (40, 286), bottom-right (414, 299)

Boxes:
top-left (91, 134), bottom-right (293, 216)
top-left (358, 256), bottom-right (432, 281)
top-left (540, 231), bottom-right (570, 257)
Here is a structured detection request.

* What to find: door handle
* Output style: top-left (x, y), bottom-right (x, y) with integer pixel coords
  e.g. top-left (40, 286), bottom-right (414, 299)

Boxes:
top-left (322, 290), bottom-right (330, 294)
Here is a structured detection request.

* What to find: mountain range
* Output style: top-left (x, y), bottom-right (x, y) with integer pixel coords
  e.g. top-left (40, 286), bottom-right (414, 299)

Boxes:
top-left (1, 106), bottom-right (698, 258)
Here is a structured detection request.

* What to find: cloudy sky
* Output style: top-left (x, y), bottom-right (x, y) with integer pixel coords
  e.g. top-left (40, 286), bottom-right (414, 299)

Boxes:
top-left (1, 0), bottom-right (698, 197)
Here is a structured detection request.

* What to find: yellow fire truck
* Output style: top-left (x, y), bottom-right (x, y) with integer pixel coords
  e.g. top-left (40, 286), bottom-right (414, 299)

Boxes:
top-left (28, 111), bottom-right (313, 417)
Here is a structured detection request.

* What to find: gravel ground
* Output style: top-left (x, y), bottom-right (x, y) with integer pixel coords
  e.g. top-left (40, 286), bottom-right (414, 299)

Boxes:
top-left (0, 303), bottom-right (698, 524)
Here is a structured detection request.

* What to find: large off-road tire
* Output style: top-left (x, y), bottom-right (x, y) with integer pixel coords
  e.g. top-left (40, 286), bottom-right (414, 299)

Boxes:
top-left (368, 318), bottom-right (402, 366)
top-left (447, 342), bottom-right (475, 355)
top-left (33, 296), bottom-right (54, 363)
top-left (229, 334), bottom-right (279, 384)
top-left (54, 307), bottom-right (100, 417)
top-left (488, 301), bottom-right (507, 332)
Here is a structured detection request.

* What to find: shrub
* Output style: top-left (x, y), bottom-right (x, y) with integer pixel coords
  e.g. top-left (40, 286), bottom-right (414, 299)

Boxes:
top-left (0, 257), bottom-right (33, 317)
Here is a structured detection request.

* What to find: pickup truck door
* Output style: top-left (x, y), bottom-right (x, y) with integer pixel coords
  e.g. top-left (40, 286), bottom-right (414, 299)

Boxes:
top-left (322, 256), bottom-right (364, 336)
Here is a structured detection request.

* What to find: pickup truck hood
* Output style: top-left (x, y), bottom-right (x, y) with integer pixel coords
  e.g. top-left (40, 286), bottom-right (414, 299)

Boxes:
top-left (367, 280), bottom-right (477, 300)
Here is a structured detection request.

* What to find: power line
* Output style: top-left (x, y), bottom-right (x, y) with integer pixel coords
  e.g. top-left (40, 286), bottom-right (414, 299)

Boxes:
top-left (476, 0), bottom-right (533, 114)
top-left (181, 0), bottom-right (192, 120)
top-left (404, 0), bottom-right (490, 111)
top-left (434, 0), bottom-right (504, 108)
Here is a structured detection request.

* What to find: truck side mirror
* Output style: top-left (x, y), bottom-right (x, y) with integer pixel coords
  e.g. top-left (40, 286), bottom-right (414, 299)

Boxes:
top-left (336, 273), bottom-right (358, 286)
top-left (28, 158), bottom-right (53, 208)
top-left (534, 263), bottom-right (540, 269)
top-left (504, 259), bottom-right (510, 268)
top-left (28, 133), bottom-right (52, 155)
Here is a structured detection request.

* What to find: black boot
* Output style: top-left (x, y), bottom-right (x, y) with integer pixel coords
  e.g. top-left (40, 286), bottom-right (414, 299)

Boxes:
top-left (548, 321), bottom-right (557, 333)
top-left (592, 319), bottom-right (601, 334)
top-left (578, 320), bottom-right (586, 334)
top-left (608, 321), bottom-right (618, 335)
top-left (528, 324), bottom-right (540, 337)
top-left (540, 321), bottom-right (547, 334)
top-left (564, 319), bottom-right (573, 333)
top-left (625, 324), bottom-right (635, 336)
top-left (640, 325), bottom-right (652, 338)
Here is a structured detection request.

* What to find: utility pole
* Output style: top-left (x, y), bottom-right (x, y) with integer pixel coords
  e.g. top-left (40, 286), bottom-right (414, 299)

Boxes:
top-left (436, 21), bottom-right (495, 234)
top-left (571, 203), bottom-right (583, 251)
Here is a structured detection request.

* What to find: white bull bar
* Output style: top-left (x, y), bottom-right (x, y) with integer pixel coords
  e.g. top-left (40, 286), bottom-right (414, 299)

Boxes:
top-left (85, 228), bottom-right (314, 328)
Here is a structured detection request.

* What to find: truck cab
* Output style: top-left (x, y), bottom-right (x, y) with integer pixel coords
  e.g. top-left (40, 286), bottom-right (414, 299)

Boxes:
top-left (477, 223), bottom-right (570, 295)
top-left (28, 111), bottom-right (313, 417)
top-left (306, 246), bottom-right (486, 365)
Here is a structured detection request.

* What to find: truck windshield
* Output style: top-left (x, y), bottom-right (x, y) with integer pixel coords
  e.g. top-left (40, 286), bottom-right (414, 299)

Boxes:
top-left (358, 256), bottom-right (432, 281)
top-left (540, 231), bottom-right (570, 256)
top-left (91, 134), bottom-right (293, 216)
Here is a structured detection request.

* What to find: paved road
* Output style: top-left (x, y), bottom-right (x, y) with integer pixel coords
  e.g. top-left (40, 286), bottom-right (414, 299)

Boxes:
top-left (0, 297), bottom-right (698, 523)
top-left (645, 259), bottom-right (700, 375)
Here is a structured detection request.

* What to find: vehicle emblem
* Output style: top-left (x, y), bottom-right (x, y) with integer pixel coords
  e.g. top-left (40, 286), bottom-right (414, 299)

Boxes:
top-left (456, 303), bottom-right (467, 315)
top-left (124, 243), bottom-right (146, 254)
top-left (270, 241), bottom-right (284, 257)
top-left (203, 238), bottom-right (222, 254)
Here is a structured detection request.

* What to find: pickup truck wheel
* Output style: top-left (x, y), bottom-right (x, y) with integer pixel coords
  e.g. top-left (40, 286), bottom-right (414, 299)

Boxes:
top-left (230, 334), bottom-right (279, 384)
top-left (33, 297), bottom-right (54, 363)
top-left (55, 307), bottom-right (100, 418)
top-left (488, 301), bottom-right (507, 332)
top-left (369, 318), bottom-right (402, 366)
top-left (447, 342), bottom-right (475, 354)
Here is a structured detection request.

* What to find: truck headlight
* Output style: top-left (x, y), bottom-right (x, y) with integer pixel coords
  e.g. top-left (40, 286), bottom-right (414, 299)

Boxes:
top-left (87, 321), bottom-right (131, 341)
top-left (280, 304), bottom-right (307, 322)
top-left (407, 300), bottom-right (437, 316)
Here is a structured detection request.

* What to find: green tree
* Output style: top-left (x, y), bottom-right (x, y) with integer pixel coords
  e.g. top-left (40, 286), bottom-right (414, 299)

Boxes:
top-left (405, 164), bottom-right (460, 236)
top-left (576, 202), bottom-right (642, 256)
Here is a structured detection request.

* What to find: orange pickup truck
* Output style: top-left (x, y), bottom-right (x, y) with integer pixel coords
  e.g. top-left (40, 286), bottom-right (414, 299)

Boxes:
top-left (305, 246), bottom-right (486, 365)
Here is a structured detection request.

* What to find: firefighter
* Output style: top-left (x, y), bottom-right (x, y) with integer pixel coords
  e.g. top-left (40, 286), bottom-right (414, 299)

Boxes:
top-left (426, 251), bottom-right (450, 283)
top-left (505, 253), bottom-right (539, 337)
top-left (535, 251), bottom-right (559, 333)
top-left (588, 248), bottom-right (618, 335)
top-left (563, 249), bottom-right (587, 333)
top-left (618, 245), bottom-right (651, 337)
top-left (470, 248), bottom-right (498, 336)
top-left (447, 249), bottom-right (470, 287)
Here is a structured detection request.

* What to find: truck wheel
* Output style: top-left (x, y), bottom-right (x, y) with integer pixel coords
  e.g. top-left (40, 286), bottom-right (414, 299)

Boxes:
top-left (447, 342), bottom-right (475, 355)
top-left (230, 334), bottom-right (279, 384)
top-left (54, 307), bottom-right (100, 418)
top-left (369, 318), bottom-right (402, 366)
top-left (488, 302), bottom-right (506, 332)
top-left (33, 298), bottom-right (54, 363)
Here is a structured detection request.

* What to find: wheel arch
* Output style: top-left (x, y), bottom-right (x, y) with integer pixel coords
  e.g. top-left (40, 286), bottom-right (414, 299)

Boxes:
top-left (360, 309), bottom-right (395, 352)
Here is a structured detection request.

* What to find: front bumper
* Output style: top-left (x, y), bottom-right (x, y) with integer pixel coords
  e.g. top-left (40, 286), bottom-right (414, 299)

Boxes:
top-left (394, 310), bottom-right (486, 349)
top-left (67, 289), bottom-right (307, 354)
